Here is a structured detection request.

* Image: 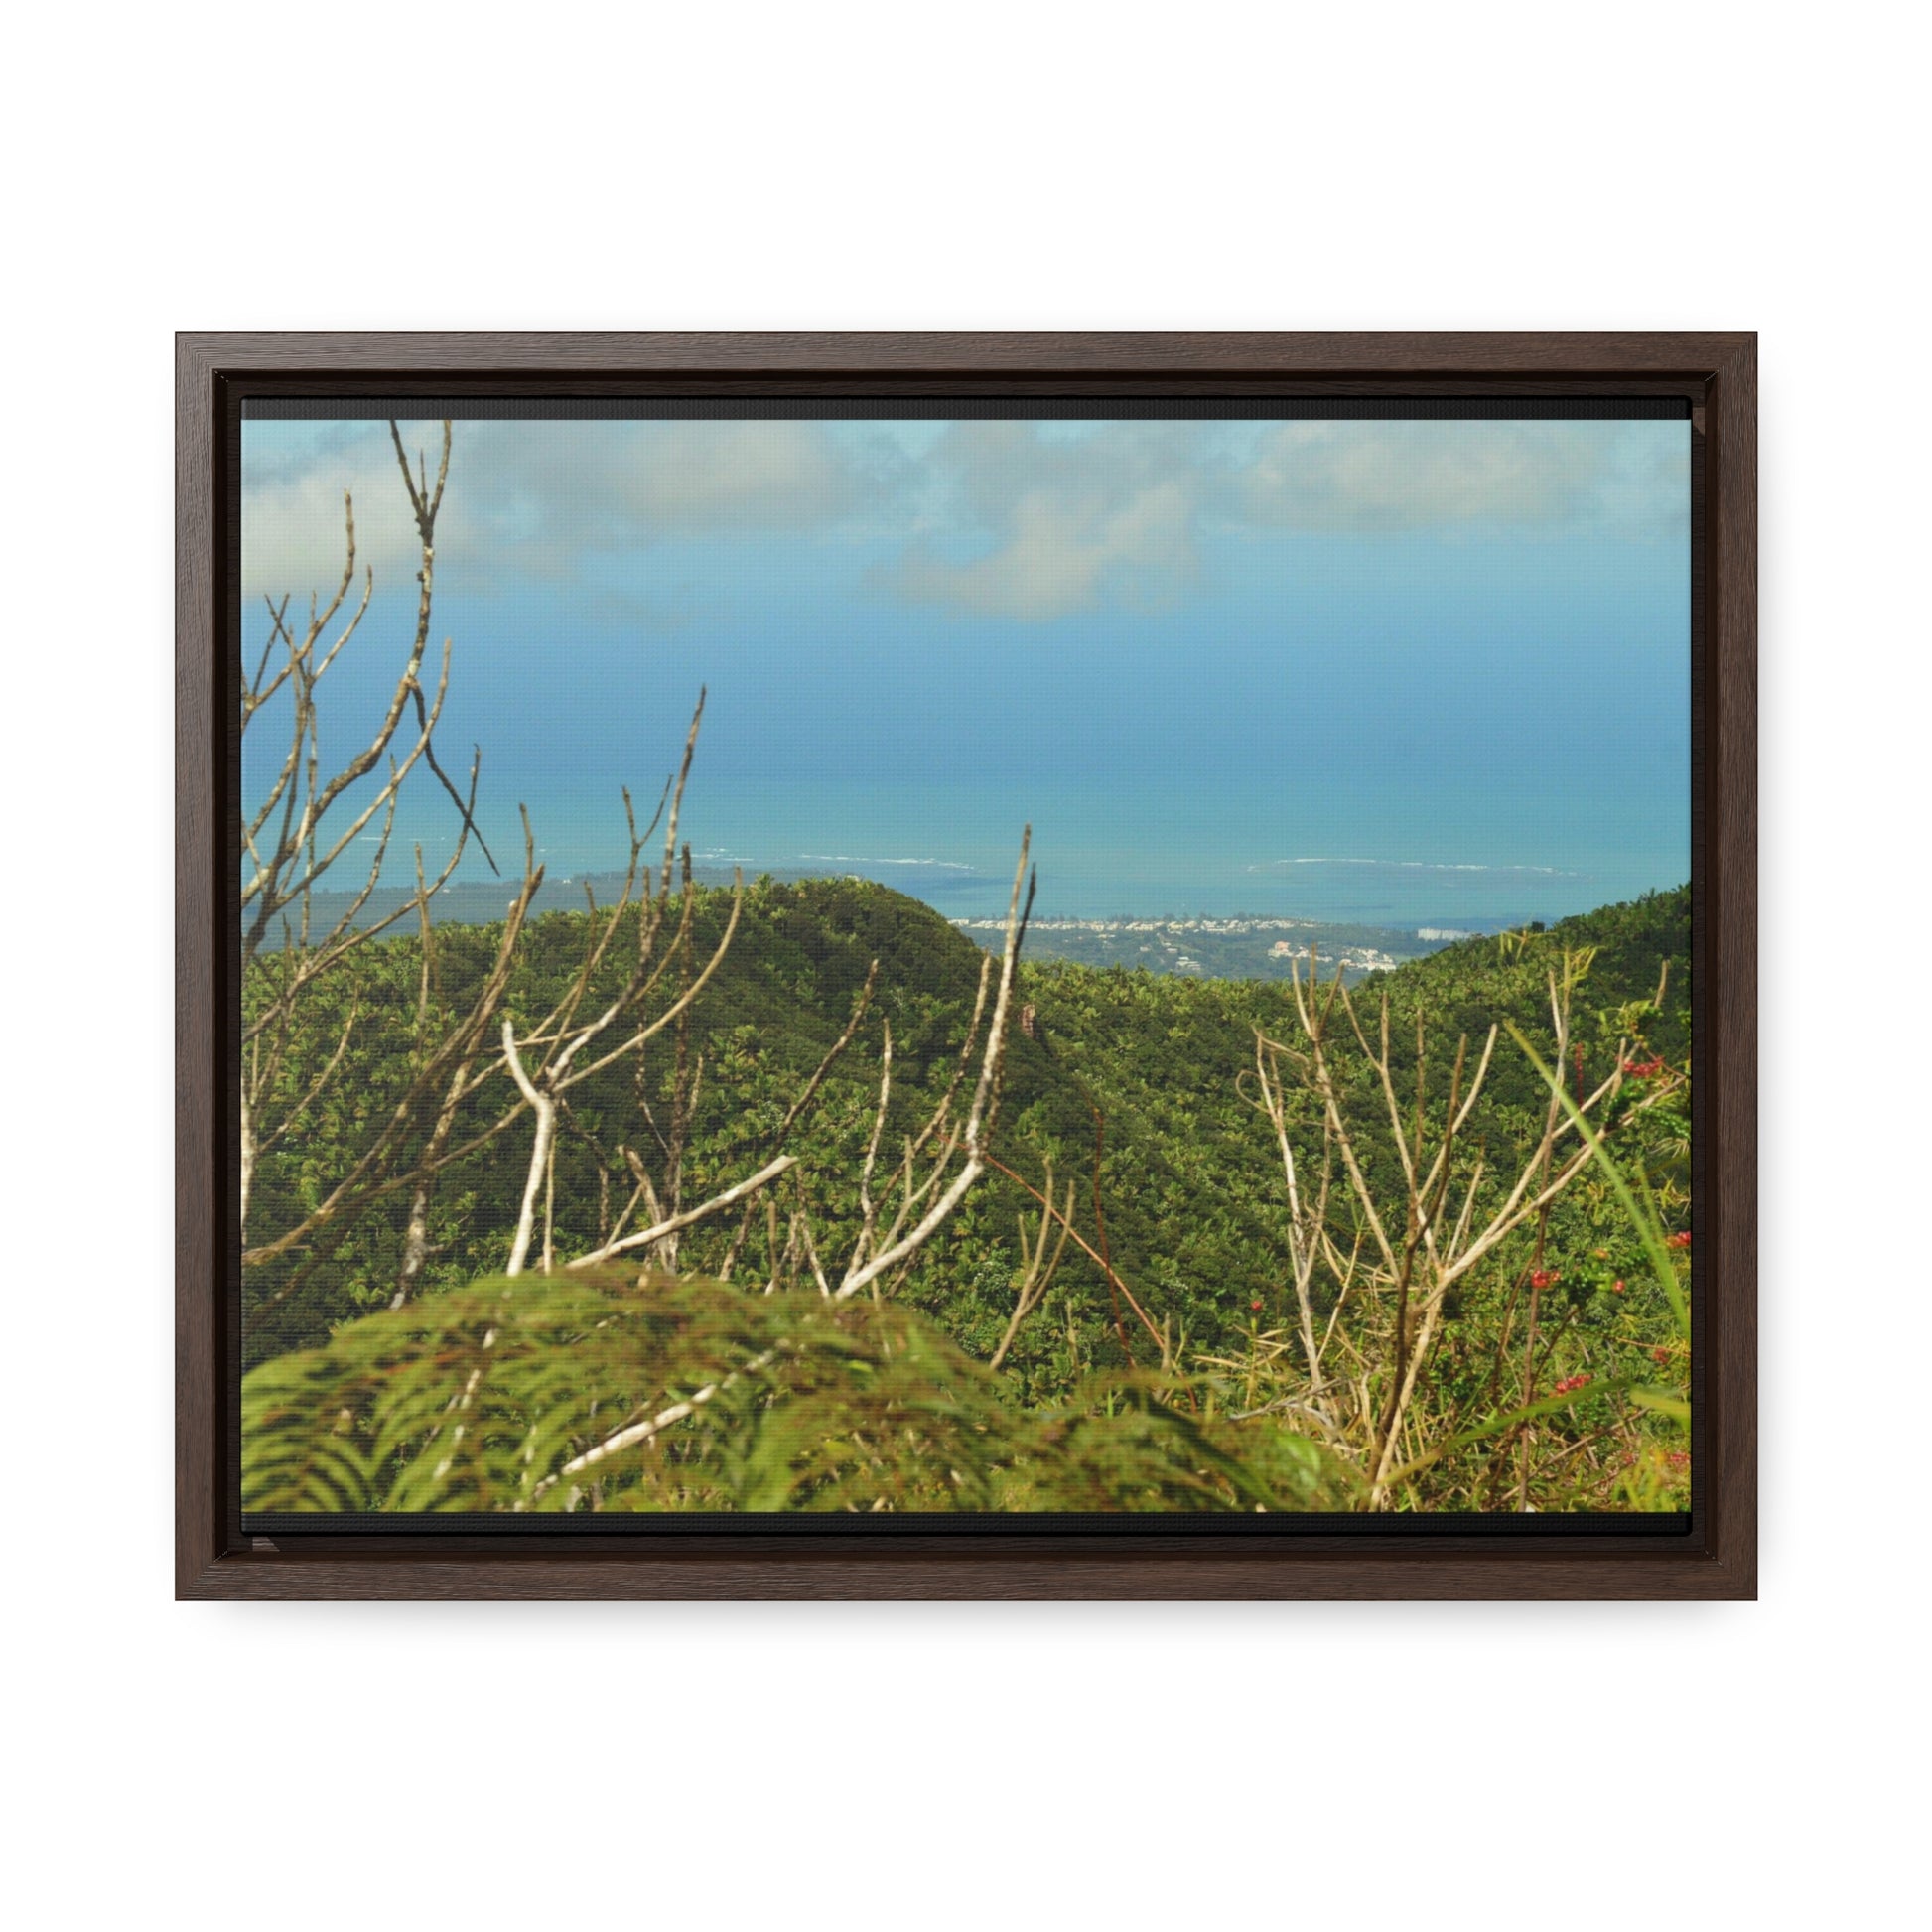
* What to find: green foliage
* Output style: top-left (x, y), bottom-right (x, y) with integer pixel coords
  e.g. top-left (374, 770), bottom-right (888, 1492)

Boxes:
top-left (243, 875), bottom-right (1691, 1513)
top-left (242, 1272), bottom-right (1351, 1515)
top-left (1012, 884), bottom-right (1692, 1381)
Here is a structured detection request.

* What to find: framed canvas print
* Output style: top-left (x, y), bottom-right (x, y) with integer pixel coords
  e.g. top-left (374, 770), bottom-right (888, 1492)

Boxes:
top-left (177, 332), bottom-right (1755, 1598)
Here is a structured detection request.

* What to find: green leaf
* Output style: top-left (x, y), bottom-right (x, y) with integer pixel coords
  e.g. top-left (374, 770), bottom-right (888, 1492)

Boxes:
top-left (1626, 1385), bottom-right (1690, 1424)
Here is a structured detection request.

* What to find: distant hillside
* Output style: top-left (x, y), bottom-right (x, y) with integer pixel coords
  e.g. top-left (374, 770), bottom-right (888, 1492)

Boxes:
top-left (247, 873), bottom-right (1688, 1393)
top-left (287, 865), bottom-right (791, 938)
top-left (1011, 885), bottom-right (1689, 1335)
top-left (291, 870), bottom-right (1502, 979)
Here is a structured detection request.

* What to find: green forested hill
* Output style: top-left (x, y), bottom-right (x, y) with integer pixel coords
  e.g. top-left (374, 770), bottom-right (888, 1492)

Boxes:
top-left (244, 875), bottom-right (1691, 1512)
top-left (248, 880), bottom-right (1686, 1354)
top-left (245, 876), bottom-right (1086, 1369)
top-left (1011, 886), bottom-right (1689, 1360)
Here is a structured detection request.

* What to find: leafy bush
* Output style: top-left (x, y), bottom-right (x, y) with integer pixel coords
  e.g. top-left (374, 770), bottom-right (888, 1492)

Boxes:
top-left (243, 1271), bottom-right (1350, 1515)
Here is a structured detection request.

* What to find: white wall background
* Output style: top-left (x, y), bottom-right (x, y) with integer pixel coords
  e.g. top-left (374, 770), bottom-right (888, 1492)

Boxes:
top-left (2, 2), bottom-right (1920, 1925)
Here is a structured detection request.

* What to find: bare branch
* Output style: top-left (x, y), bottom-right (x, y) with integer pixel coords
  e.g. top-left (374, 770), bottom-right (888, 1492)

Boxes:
top-left (564, 1156), bottom-right (798, 1270)
top-left (833, 831), bottom-right (1032, 1301)
top-left (500, 1017), bottom-right (557, 1278)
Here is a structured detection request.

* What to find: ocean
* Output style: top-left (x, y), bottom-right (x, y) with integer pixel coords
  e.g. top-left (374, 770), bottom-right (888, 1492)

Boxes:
top-left (425, 763), bottom-right (1689, 930)
top-left (244, 527), bottom-right (1691, 934)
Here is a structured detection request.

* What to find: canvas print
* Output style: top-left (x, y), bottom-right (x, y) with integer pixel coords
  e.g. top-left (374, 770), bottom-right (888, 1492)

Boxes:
top-left (238, 405), bottom-right (1692, 1520)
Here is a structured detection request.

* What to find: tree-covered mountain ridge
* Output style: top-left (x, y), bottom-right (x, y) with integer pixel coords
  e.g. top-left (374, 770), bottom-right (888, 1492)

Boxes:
top-left (243, 868), bottom-right (1690, 1513)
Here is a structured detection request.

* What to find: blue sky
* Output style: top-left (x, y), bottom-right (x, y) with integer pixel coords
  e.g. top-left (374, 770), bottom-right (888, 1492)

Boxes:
top-left (241, 415), bottom-right (1690, 922)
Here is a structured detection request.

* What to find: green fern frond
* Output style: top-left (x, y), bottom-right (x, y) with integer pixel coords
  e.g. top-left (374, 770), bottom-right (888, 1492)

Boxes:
top-left (241, 1271), bottom-right (1350, 1515)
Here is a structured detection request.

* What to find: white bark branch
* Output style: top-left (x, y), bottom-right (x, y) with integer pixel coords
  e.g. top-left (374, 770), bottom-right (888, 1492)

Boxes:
top-left (564, 1155), bottom-right (798, 1270)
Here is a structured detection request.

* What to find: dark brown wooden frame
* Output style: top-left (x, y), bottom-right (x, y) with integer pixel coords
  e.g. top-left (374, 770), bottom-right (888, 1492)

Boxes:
top-left (178, 331), bottom-right (1755, 1599)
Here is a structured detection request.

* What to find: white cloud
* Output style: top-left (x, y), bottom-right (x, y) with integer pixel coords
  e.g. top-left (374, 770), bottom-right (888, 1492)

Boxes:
top-left (894, 478), bottom-right (1197, 620)
top-left (886, 418), bottom-right (1686, 618)
top-left (1235, 420), bottom-right (1682, 535)
top-left (887, 422), bottom-right (1206, 620)
top-left (504, 420), bottom-right (863, 547)
top-left (242, 421), bottom-right (440, 606)
top-left (240, 418), bottom-right (877, 600)
top-left (240, 414), bottom-right (1690, 617)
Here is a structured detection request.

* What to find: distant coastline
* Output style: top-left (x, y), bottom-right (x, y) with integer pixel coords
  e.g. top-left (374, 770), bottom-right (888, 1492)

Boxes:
top-left (949, 911), bottom-right (1507, 981)
top-left (275, 866), bottom-right (1527, 982)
